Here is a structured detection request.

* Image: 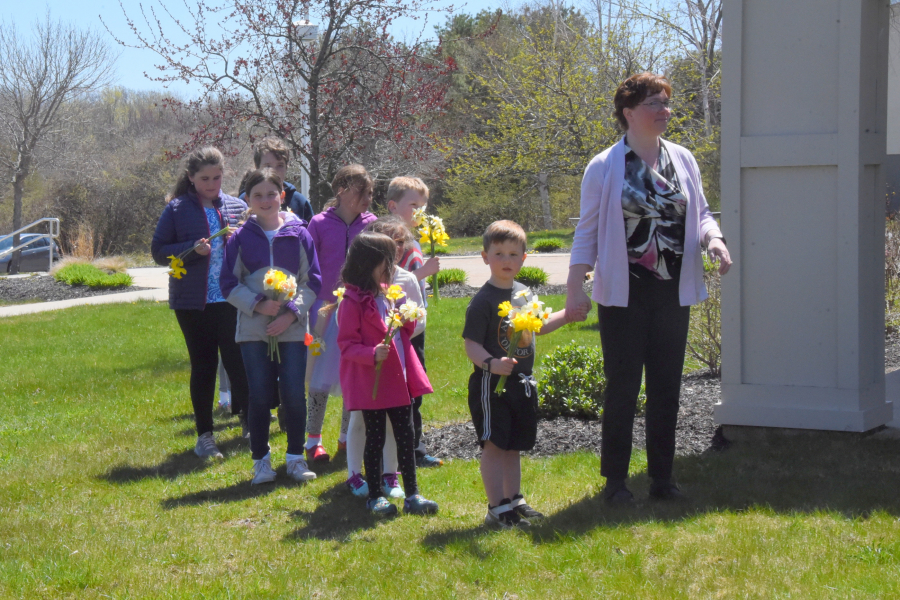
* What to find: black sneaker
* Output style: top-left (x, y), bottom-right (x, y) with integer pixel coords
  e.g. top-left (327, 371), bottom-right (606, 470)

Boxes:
top-left (484, 500), bottom-right (530, 528)
top-left (511, 494), bottom-right (544, 521)
top-left (649, 481), bottom-right (687, 501)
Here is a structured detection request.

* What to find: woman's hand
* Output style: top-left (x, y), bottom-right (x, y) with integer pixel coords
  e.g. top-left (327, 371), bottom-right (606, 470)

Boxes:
top-left (265, 311), bottom-right (297, 336)
top-left (491, 357), bottom-right (517, 376)
top-left (374, 343), bottom-right (390, 364)
top-left (418, 256), bottom-right (440, 278)
top-left (194, 239), bottom-right (211, 256)
top-left (566, 264), bottom-right (592, 322)
top-left (254, 299), bottom-right (282, 317)
top-left (708, 238), bottom-right (732, 275)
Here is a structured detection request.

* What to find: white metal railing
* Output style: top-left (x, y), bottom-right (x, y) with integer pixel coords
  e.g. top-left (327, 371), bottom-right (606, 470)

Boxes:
top-left (0, 218), bottom-right (60, 272)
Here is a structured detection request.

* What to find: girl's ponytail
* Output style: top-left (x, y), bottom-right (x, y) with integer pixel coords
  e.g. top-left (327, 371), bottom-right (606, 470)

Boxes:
top-left (324, 164), bottom-right (373, 209)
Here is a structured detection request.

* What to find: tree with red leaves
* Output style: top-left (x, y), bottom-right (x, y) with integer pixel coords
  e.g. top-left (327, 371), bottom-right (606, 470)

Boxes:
top-left (104, 0), bottom-right (456, 207)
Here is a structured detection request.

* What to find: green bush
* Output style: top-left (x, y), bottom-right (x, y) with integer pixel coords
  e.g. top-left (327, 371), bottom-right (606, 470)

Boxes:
top-left (538, 343), bottom-right (647, 420)
top-left (538, 343), bottom-right (607, 419)
top-left (432, 247), bottom-right (449, 256)
top-left (54, 263), bottom-right (133, 288)
top-left (532, 238), bottom-right (563, 252)
top-left (436, 268), bottom-right (468, 286)
top-left (515, 266), bottom-right (548, 287)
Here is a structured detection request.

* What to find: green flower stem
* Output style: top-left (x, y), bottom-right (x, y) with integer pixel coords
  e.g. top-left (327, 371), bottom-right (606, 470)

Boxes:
top-left (494, 330), bottom-right (523, 395)
top-left (430, 238), bottom-right (439, 301)
top-left (177, 226), bottom-right (231, 260)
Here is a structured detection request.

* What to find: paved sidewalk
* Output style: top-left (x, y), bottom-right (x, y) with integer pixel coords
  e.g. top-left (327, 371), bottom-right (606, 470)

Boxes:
top-left (0, 255), bottom-right (573, 319)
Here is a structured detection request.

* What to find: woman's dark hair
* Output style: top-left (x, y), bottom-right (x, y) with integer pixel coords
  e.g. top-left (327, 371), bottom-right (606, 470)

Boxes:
top-left (167, 146), bottom-right (225, 201)
top-left (613, 72), bottom-right (673, 131)
top-left (341, 232), bottom-right (396, 295)
top-left (324, 164), bottom-right (374, 209)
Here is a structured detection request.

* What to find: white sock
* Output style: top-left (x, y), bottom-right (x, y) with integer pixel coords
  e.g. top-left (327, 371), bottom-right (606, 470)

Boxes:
top-left (383, 419), bottom-right (399, 474)
top-left (346, 411), bottom-right (366, 478)
top-left (305, 434), bottom-right (321, 450)
top-left (285, 452), bottom-right (303, 462)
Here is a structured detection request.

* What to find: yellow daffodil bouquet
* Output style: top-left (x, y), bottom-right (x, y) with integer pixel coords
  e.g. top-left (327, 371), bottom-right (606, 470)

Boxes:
top-left (166, 227), bottom-right (231, 279)
top-left (373, 284), bottom-right (427, 400)
top-left (413, 207), bottom-right (450, 301)
top-left (262, 269), bottom-right (298, 363)
top-left (495, 289), bottom-right (553, 394)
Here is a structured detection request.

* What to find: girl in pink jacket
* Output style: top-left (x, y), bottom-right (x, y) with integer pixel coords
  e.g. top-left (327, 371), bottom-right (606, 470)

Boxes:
top-left (337, 232), bottom-right (438, 517)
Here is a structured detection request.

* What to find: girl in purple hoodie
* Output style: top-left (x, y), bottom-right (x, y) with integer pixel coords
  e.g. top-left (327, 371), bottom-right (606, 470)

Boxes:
top-left (304, 165), bottom-right (377, 465)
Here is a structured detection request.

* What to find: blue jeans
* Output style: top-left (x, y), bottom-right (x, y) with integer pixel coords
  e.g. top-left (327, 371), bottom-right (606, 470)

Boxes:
top-left (240, 341), bottom-right (308, 460)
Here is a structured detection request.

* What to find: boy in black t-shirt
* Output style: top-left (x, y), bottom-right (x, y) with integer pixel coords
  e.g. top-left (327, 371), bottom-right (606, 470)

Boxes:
top-left (463, 220), bottom-right (584, 528)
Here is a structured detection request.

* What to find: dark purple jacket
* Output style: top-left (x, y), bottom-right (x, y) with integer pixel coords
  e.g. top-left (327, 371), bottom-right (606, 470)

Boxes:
top-left (151, 190), bottom-right (247, 311)
top-left (220, 213), bottom-right (322, 342)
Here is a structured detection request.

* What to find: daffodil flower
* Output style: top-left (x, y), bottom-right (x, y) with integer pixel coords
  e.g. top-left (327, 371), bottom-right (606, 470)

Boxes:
top-left (384, 284), bottom-right (404, 302)
top-left (335, 287), bottom-right (346, 302)
top-left (167, 255), bottom-right (187, 279)
top-left (498, 301), bottom-right (513, 317)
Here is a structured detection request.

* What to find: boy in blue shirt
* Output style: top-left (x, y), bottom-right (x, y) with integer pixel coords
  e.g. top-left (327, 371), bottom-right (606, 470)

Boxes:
top-left (240, 137), bottom-right (314, 223)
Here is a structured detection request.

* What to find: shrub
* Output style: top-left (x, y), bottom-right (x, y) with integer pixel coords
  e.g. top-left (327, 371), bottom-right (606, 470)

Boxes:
top-left (436, 268), bottom-right (467, 286)
top-left (54, 263), bottom-right (133, 289)
top-left (538, 343), bottom-right (606, 419)
top-left (538, 343), bottom-right (646, 420)
top-left (532, 238), bottom-right (563, 252)
top-left (687, 255), bottom-right (721, 376)
top-left (432, 247), bottom-right (449, 256)
top-left (515, 266), bottom-right (548, 287)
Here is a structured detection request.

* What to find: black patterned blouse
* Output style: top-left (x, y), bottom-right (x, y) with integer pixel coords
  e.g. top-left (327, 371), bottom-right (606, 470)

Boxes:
top-left (622, 141), bottom-right (687, 280)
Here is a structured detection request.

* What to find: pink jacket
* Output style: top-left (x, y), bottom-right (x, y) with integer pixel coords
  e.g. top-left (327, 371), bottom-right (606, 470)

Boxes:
top-left (337, 285), bottom-right (433, 411)
top-left (307, 207), bottom-right (378, 303)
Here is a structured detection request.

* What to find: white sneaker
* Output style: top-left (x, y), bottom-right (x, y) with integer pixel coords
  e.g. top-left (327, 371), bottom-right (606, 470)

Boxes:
top-left (194, 432), bottom-right (224, 459)
top-left (285, 454), bottom-right (317, 482)
top-left (251, 453), bottom-right (277, 485)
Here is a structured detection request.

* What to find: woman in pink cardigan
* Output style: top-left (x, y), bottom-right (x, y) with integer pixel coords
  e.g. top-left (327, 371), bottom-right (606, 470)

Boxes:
top-left (337, 232), bottom-right (439, 517)
top-left (566, 73), bottom-right (733, 505)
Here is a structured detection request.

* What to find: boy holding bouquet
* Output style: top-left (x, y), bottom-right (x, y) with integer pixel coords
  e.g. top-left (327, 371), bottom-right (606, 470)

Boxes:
top-left (463, 220), bottom-right (585, 527)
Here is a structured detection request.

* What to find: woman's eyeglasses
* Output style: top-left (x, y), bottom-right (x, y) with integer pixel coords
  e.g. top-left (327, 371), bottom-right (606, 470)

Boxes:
top-left (638, 100), bottom-right (671, 111)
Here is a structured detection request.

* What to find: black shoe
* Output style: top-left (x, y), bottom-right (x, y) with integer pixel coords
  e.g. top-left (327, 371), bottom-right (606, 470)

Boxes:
top-left (602, 481), bottom-right (634, 505)
top-left (649, 481), bottom-right (687, 501)
top-left (485, 499), bottom-right (530, 528)
top-left (511, 494), bottom-right (544, 521)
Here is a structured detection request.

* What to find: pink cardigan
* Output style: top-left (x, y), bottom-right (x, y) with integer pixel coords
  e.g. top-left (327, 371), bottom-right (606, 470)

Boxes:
top-left (570, 137), bottom-right (723, 307)
top-left (337, 285), bottom-right (433, 411)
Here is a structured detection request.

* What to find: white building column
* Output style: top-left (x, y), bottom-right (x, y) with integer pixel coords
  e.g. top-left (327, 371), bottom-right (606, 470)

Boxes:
top-left (716, 0), bottom-right (893, 431)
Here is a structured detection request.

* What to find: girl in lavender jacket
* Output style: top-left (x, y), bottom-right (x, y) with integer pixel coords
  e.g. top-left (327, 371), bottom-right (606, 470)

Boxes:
top-left (221, 168), bottom-right (322, 485)
top-left (303, 165), bottom-right (377, 465)
top-left (566, 73), bottom-right (733, 504)
top-left (337, 232), bottom-right (438, 517)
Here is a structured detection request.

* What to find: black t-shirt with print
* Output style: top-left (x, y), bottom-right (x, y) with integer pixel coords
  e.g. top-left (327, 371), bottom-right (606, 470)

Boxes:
top-left (462, 281), bottom-right (535, 375)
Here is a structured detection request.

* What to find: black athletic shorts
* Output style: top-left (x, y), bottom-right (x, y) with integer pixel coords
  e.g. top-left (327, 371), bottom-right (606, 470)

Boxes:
top-left (467, 369), bottom-right (538, 451)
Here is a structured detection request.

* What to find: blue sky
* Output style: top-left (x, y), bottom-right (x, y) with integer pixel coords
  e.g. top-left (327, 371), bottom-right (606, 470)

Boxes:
top-left (2, 0), bottom-right (515, 95)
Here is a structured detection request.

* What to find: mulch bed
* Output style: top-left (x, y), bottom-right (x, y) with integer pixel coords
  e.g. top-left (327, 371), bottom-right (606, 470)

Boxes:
top-left (0, 275), bottom-right (140, 303)
top-left (423, 370), bottom-right (723, 461)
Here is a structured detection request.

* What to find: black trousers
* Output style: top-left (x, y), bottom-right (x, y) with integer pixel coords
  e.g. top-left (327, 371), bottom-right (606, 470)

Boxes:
top-left (175, 302), bottom-right (249, 436)
top-left (410, 331), bottom-right (426, 452)
top-left (598, 276), bottom-right (690, 483)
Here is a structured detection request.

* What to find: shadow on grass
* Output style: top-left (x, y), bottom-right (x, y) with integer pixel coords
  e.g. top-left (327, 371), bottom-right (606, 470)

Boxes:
top-left (283, 482), bottom-right (382, 542)
top-left (421, 431), bottom-right (900, 551)
top-left (99, 436), bottom-right (247, 484)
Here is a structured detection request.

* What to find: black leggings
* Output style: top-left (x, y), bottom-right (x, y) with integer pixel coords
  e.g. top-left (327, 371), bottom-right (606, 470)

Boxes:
top-left (597, 276), bottom-right (690, 483)
top-left (362, 405), bottom-right (418, 499)
top-left (175, 302), bottom-right (249, 436)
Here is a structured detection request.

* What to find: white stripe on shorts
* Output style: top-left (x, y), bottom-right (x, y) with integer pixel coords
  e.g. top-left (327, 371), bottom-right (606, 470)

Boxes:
top-left (480, 369), bottom-right (492, 441)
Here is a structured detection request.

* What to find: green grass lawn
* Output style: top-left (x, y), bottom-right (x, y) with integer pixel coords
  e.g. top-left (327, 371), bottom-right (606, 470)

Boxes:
top-left (2, 301), bottom-right (900, 598)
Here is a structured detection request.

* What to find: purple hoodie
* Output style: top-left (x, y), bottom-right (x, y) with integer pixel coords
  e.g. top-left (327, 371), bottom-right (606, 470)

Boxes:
top-left (307, 206), bottom-right (377, 302)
